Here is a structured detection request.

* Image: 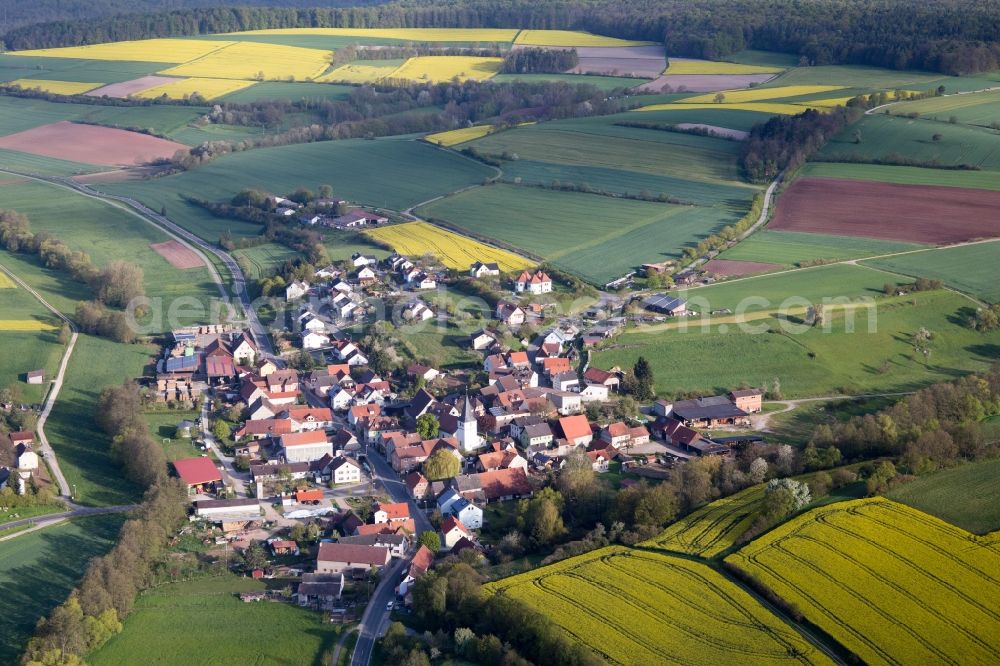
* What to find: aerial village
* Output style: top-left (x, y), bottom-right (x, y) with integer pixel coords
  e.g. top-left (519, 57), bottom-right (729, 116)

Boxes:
top-left (114, 240), bottom-right (771, 618)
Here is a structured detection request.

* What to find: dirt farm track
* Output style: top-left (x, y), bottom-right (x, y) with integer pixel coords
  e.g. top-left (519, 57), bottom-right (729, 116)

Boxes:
top-left (770, 176), bottom-right (1000, 244)
top-left (0, 121), bottom-right (187, 167)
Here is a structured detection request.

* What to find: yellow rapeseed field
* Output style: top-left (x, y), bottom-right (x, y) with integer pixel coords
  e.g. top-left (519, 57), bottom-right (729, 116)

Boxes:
top-left (133, 77), bottom-right (256, 101)
top-left (0, 320), bottom-right (57, 331)
top-left (796, 96), bottom-right (860, 108)
top-left (225, 28), bottom-right (519, 42)
top-left (386, 56), bottom-right (503, 83)
top-left (315, 61), bottom-right (401, 84)
top-left (487, 547), bottom-right (832, 665)
top-left (7, 38), bottom-right (232, 63)
top-left (366, 222), bottom-right (533, 272)
top-left (635, 102), bottom-right (823, 115)
top-left (641, 484), bottom-right (766, 557)
top-left (681, 85), bottom-right (845, 104)
top-left (727, 498), bottom-right (1000, 666)
top-left (159, 42), bottom-right (332, 81)
top-left (665, 59), bottom-right (784, 75)
top-left (514, 30), bottom-right (654, 47)
top-left (424, 125), bottom-right (495, 146)
top-left (0, 273), bottom-right (15, 289)
top-left (6, 79), bottom-right (103, 95)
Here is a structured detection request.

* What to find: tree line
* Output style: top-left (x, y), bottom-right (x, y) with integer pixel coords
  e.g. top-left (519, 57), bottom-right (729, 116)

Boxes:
top-left (739, 106), bottom-right (864, 183)
top-left (0, 209), bottom-right (145, 342)
top-left (500, 47), bottom-right (579, 74)
top-left (5, 1), bottom-right (1000, 75)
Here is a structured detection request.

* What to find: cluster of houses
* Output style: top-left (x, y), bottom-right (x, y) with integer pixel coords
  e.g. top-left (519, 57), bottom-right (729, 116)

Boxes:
top-left (273, 192), bottom-right (389, 231)
top-left (155, 325), bottom-right (259, 402)
top-left (0, 430), bottom-right (41, 494)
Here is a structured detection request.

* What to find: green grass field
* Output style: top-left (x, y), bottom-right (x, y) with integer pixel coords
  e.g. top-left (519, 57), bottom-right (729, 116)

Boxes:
top-left (469, 118), bottom-right (749, 185)
top-left (0, 55), bottom-right (165, 84)
top-left (885, 459), bottom-right (1000, 534)
top-left (0, 514), bottom-right (125, 664)
top-left (0, 96), bottom-right (205, 138)
top-left (863, 241), bottom-right (1000, 303)
top-left (0, 276), bottom-right (65, 402)
top-left (888, 88), bottom-right (1000, 128)
top-left (818, 113), bottom-right (1000, 170)
top-left (728, 50), bottom-right (801, 68)
top-left (614, 106), bottom-right (788, 131)
top-left (0, 148), bottom-right (111, 176)
top-left (89, 575), bottom-right (343, 666)
top-left (3, 180), bottom-right (218, 326)
top-left (98, 136), bottom-right (494, 241)
top-left (798, 162), bottom-right (1000, 191)
top-left (762, 64), bottom-right (952, 90)
top-left (722, 229), bottom-right (925, 266)
top-left (417, 184), bottom-right (739, 284)
top-left (491, 73), bottom-right (649, 90)
top-left (44, 335), bottom-right (149, 506)
top-left (143, 409), bottom-right (202, 461)
top-left (594, 289), bottom-right (1000, 397)
top-left (217, 81), bottom-right (355, 103)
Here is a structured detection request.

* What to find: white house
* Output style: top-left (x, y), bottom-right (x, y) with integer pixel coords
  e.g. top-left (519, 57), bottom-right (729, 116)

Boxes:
top-left (329, 457), bottom-right (362, 485)
top-left (440, 516), bottom-right (473, 549)
top-left (356, 266), bottom-right (377, 282)
top-left (514, 270), bottom-right (552, 294)
top-left (286, 280), bottom-right (309, 301)
top-left (470, 262), bottom-right (500, 278)
top-left (302, 331), bottom-right (331, 350)
top-left (230, 334), bottom-right (257, 365)
top-left (301, 316), bottom-right (326, 333)
top-left (436, 487), bottom-right (462, 515)
top-left (404, 302), bottom-right (434, 321)
top-left (352, 254), bottom-right (377, 268)
top-left (579, 383), bottom-right (610, 403)
top-left (451, 498), bottom-right (483, 529)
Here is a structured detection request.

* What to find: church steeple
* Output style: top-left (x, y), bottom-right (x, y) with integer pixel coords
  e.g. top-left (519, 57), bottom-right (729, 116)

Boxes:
top-left (457, 392), bottom-right (482, 452)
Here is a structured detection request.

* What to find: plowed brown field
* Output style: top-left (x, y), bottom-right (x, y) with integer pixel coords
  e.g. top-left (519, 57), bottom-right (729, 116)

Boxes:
top-left (770, 177), bottom-right (1000, 244)
top-left (0, 121), bottom-right (187, 167)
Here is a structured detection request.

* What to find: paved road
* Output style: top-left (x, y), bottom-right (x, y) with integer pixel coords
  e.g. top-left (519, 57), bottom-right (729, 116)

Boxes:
top-left (350, 556), bottom-right (407, 666)
top-left (0, 260), bottom-right (76, 499)
top-left (201, 395), bottom-right (249, 495)
top-left (0, 504), bottom-right (137, 541)
top-left (364, 445), bottom-right (433, 535)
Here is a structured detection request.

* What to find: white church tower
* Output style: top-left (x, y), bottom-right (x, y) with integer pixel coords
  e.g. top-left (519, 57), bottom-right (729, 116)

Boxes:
top-left (457, 393), bottom-right (483, 453)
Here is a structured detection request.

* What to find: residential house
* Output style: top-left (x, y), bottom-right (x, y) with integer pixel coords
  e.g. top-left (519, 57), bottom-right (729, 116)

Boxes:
top-left (404, 301), bottom-right (434, 321)
top-left (586, 449), bottom-right (614, 473)
top-left (373, 502), bottom-right (410, 525)
top-left (398, 545), bottom-right (434, 599)
top-left (356, 266), bottom-right (377, 284)
top-left (407, 363), bottom-right (439, 383)
top-left (315, 543), bottom-right (389, 574)
top-left (405, 471), bottom-right (430, 500)
top-left (328, 457), bottom-right (363, 485)
top-left (514, 270), bottom-right (552, 294)
top-left (495, 301), bottom-right (526, 328)
top-left (297, 573), bottom-right (344, 608)
top-left (476, 448), bottom-right (528, 473)
top-left (469, 261), bottom-right (500, 278)
top-left (550, 372), bottom-right (579, 392)
top-left (559, 415), bottom-right (594, 448)
top-left (235, 418), bottom-right (293, 441)
top-left (579, 383), bottom-right (610, 403)
top-left (454, 468), bottom-right (532, 503)
top-left (546, 389), bottom-right (582, 416)
top-left (436, 487), bottom-right (463, 515)
top-left (286, 280), bottom-right (309, 301)
top-left (583, 367), bottom-right (620, 392)
top-left (451, 498), bottom-right (483, 529)
top-left (340, 533), bottom-right (408, 559)
top-left (440, 516), bottom-right (473, 549)
top-left (352, 253), bottom-right (378, 268)
top-left (600, 422), bottom-right (631, 449)
top-left (302, 331), bottom-right (331, 350)
top-left (283, 406), bottom-right (335, 432)
top-left (469, 329), bottom-right (498, 351)
top-left (520, 422), bottom-right (554, 449)
top-left (541, 357), bottom-right (572, 376)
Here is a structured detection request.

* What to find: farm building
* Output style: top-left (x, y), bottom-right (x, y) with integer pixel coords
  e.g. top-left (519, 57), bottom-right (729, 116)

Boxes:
top-left (316, 542), bottom-right (390, 574)
top-left (666, 396), bottom-right (751, 429)
top-left (193, 497), bottom-right (261, 521)
top-left (173, 457), bottom-right (223, 494)
top-left (281, 431), bottom-right (333, 463)
top-left (729, 388), bottom-right (764, 413)
top-left (643, 293), bottom-right (688, 316)
top-left (26, 369), bottom-right (44, 385)
top-left (297, 573), bottom-right (345, 608)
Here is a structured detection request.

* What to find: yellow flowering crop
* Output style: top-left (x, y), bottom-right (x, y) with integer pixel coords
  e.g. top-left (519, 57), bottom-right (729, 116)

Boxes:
top-left (6, 79), bottom-right (102, 95)
top-left (680, 85), bottom-right (845, 104)
top-left (159, 42), bottom-right (332, 81)
top-left (7, 39), bottom-right (232, 64)
top-left (386, 56), bottom-right (502, 84)
top-left (514, 30), bottom-right (655, 47)
top-left (424, 125), bottom-right (495, 146)
top-left (366, 222), bottom-right (533, 272)
top-left (665, 59), bottom-right (784, 75)
top-left (224, 28), bottom-right (519, 42)
top-left (0, 320), bottom-right (57, 331)
top-left (133, 77), bottom-right (256, 101)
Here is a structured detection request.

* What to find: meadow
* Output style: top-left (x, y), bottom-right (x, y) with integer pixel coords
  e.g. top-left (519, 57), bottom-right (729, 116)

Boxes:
top-left (143, 409), bottom-right (203, 461)
top-left (0, 277), bottom-right (65, 402)
top-left (886, 459), bottom-right (1000, 534)
top-left (606, 106), bottom-right (780, 131)
top-left (2, 180), bottom-right (219, 322)
top-left (366, 221), bottom-right (534, 272)
top-left (468, 118), bottom-right (749, 185)
top-left (818, 113), bottom-right (1000, 170)
top-left (863, 241), bottom-right (1000, 303)
top-left (798, 162), bottom-right (1000, 191)
top-left (42, 334), bottom-right (149, 506)
top-left (98, 136), bottom-right (496, 239)
top-left (889, 88), bottom-right (1000, 127)
top-left (0, 515), bottom-right (125, 664)
top-left (89, 575), bottom-right (343, 665)
top-left (726, 499), bottom-right (1000, 666)
top-left (720, 229), bottom-right (926, 266)
top-left (215, 81), bottom-right (354, 104)
top-left (416, 184), bottom-right (739, 284)
top-left (486, 546), bottom-right (830, 665)
top-left (0, 96), bottom-right (206, 140)
top-left (641, 484), bottom-right (766, 558)
top-left (594, 289), bottom-right (1000, 398)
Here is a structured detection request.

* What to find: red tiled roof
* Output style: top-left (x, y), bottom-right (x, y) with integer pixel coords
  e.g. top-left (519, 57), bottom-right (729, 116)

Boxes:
top-left (284, 406), bottom-right (333, 422)
top-left (317, 542), bottom-right (389, 566)
top-left (559, 415), bottom-right (592, 442)
top-left (237, 419), bottom-right (293, 437)
top-left (173, 457), bottom-right (222, 486)
top-left (281, 431), bottom-right (329, 447)
top-left (478, 468), bottom-right (531, 500)
top-left (376, 502), bottom-right (411, 521)
top-left (205, 355), bottom-right (236, 377)
top-left (542, 357), bottom-right (571, 374)
top-left (350, 404), bottom-right (381, 418)
top-left (296, 489), bottom-right (325, 502)
top-left (605, 422), bottom-right (629, 438)
top-left (583, 367), bottom-right (614, 383)
top-left (409, 544), bottom-right (435, 578)
top-left (507, 351), bottom-right (529, 366)
top-left (441, 515), bottom-right (471, 536)
top-left (8, 431), bottom-right (33, 444)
